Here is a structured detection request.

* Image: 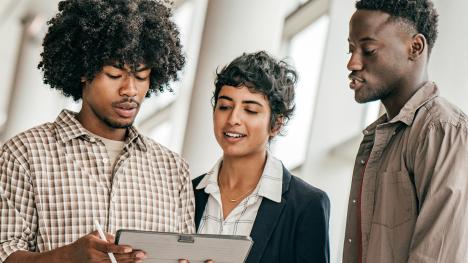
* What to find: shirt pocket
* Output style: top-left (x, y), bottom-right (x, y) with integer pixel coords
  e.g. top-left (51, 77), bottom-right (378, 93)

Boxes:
top-left (372, 171), bottom-right (416, 228)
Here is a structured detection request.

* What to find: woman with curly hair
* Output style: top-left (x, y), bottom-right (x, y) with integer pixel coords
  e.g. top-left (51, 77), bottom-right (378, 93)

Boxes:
top-left (191, 51), bottom-right (330, 263)
top-left (0, 1), bottom-right (194, 262)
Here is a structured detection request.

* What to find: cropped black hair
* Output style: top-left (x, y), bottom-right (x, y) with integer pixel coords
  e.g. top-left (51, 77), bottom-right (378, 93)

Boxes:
top-left (356, 0), bottom-right (438, 53)
top-left (38, 0), bottom-right (185, 101)
top-left (213, 51), bottom-right (297, 136)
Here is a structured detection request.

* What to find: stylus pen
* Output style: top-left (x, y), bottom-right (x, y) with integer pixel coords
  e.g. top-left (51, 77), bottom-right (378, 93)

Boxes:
top-left (94, 220), bottom-right (118, 263)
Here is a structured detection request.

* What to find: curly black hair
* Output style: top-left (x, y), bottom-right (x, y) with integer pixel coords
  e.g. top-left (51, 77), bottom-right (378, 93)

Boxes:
top-left (38, 0), bottom-right (185, 101)
top-left (213, 51), bottom-right (297, 136)
top-left (355, 0), bottom-right (438, 53)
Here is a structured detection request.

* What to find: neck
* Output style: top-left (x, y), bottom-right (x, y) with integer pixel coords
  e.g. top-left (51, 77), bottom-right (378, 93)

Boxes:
top-left (382, 71), bottom-right (428, 119)
top-left (219, 151), bottom-right (267, 190)
top-left (76, 109), bottom-right (127, 141)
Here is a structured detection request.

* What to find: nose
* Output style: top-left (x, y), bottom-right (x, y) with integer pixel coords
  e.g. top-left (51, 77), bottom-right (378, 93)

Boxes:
top-left (347, 52), bottom-right (363, 72)
top-left (227, 107), bottom-right (241, 126)
top-left (120, 74), bottom-right (138, 97)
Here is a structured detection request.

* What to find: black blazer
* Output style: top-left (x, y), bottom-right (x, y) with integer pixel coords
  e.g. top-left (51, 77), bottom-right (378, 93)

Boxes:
top-left (193, 166), bottom-right (330, 263)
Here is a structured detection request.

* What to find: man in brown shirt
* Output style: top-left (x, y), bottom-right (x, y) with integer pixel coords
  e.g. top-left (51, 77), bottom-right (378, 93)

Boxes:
top-left (344, 0), bottom-right (468, 262)
top-left (0, 0), bottom-right (194, 262)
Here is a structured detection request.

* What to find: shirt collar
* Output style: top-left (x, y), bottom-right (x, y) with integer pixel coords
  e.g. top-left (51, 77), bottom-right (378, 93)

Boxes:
top-left (389, 81), bottom-right (439, 126)
top-left (362, 81), bottom-right (439, 134)
top-left (54, 109), bottom-right (147, 151)
top-left (196, 153), bottom-right (283, 203)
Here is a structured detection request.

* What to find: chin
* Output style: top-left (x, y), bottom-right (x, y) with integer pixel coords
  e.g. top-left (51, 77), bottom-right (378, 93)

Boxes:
top-left (222, 149), bottom-right (247, 158)
top-left (355, 91), bottom-right (381, 104)
top-left (106, 119), bottom-right (134, 129)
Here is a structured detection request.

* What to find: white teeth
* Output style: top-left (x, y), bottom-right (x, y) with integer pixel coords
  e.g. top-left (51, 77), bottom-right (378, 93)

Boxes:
top-left (225, 132), bottom-right (244, 138)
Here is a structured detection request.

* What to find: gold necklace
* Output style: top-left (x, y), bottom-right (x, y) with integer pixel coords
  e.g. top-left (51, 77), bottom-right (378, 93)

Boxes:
top-left (219, 183), bottom-right (256, 203)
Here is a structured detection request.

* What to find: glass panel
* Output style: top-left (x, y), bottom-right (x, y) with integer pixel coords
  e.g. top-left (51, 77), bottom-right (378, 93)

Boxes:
top-left (272, 15), bottom-right (330, 169)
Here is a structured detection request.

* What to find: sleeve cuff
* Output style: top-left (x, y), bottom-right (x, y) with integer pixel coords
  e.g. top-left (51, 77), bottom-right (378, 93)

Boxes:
top-left (0, 242), bottom-right (28, 262)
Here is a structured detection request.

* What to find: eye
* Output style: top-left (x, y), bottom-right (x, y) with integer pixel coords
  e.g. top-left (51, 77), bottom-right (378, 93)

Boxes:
top-left (217, 105), bottom-right (231, 111)
top-left (363, 49), bottom-right (376, 56)
top-left (245, 109), bottom-right (258, 114)
top-left (135, 75), bottom-right (149, 81)
top-left (105, 73), bottom-right (121, 79)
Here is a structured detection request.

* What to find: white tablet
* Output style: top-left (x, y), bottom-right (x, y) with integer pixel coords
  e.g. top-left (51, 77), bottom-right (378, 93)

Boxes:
top-left (115, 229), bottom-right (253, 263)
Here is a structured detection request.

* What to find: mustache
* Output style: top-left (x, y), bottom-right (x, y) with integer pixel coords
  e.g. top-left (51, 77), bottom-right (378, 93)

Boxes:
top-left (112, 97), bottom-right (140, 108)
top-left (348, 72), bottom-right (364, 82)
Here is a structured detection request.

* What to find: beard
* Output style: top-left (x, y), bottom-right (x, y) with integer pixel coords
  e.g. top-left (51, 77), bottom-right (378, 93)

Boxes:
top-left (355, 84), bottom-right (392, 104)
top-left (91, 107), bottom-right (136, 129)
top-left (100, 115), bottom-right (134, 129)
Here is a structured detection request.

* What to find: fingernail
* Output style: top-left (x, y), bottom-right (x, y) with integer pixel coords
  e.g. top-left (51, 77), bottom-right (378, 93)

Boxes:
top-left (124, 247), bottom-right (132, 253)
top-left (136, 251), bottom-right (145, 258)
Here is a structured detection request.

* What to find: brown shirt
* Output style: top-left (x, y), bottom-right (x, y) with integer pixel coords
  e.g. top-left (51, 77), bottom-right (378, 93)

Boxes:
top-left (0, 110), bottom-right (195, 261)
top-left (343, 82), bottom-right (468, 263)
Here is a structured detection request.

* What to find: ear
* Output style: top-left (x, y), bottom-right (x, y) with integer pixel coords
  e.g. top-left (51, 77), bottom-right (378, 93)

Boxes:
top-left (81, 76), bottom-right (90, 89)
top-left (270, 116), bottom-right (284, 137)
top-left (409, 33), bottom-right (427, 61)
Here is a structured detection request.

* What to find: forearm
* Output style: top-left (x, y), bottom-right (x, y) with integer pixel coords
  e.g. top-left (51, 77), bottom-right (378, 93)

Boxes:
top-left (5, 245), bottom-right (71, 263)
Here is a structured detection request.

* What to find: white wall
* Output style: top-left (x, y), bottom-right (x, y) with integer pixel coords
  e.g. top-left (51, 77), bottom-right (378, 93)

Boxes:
top-left (430, 0), bottom-right (468, 113)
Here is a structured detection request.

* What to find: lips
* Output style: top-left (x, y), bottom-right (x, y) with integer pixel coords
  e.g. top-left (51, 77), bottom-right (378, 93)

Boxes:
top-left (113, 102), bottom-right (138, 118)
top-left (223, 131), bottom-right (246, 142)
top-left (348, 74), bottom-right (365, 90)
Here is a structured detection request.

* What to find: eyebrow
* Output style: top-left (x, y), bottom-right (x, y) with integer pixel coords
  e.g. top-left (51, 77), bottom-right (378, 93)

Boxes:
top-left (110, 63), bottom-right (150, 72)
top-left (218, 95), bottom-right (264, 107)
top-left (348, 37), bottom-right (378, 43)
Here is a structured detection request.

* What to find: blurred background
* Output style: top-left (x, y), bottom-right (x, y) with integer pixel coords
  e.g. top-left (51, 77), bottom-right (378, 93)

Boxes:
top-left (1, 0), bottom-right (467, 262)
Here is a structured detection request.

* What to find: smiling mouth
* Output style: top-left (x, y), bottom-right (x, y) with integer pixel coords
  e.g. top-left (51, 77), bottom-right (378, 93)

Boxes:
top-left (224, 132), bottom-right (246, 138)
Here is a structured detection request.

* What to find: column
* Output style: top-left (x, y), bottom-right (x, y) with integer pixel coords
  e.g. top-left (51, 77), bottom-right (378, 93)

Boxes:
top-left (2, 14), bottom-right (67, 141)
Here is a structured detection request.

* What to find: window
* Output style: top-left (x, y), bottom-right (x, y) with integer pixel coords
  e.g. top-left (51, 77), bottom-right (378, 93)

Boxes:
top-left (138, 1), bottom-right (195, 148)
top-left (272, 14), bottom-right (330, 169)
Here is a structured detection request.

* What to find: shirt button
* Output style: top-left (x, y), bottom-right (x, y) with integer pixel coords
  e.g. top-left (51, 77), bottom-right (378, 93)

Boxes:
top-left (363, 130), bottom-right (369, 135)
top-left (352, 199), bottom-right (357, 204)
top-left (348, 238), bottom-right (352, 243)
top-left (103, 158), bottom-right (108, 164)
top-left (360, 159), bottom-right (366, 165)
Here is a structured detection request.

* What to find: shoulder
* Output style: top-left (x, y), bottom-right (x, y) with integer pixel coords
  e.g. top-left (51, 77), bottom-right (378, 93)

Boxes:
top-left (416, 96), bottom-right (468, 131)
top-left (140, 135), bottom-right (189, 167)
top-left (286, 173), bottom-right (330, 212)
top-left (1, 122), bottom-right (56, 159)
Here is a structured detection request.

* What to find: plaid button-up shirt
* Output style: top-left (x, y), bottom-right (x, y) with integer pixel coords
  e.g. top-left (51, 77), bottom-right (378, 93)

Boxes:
top-left (0, 110), bottom-right (195, 261)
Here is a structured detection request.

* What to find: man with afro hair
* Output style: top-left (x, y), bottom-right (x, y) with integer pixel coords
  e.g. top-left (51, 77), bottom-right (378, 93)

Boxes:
top-left (344, 0), bottom-right (468, 262)
top-left (0, 0), bottom-right (195, 262)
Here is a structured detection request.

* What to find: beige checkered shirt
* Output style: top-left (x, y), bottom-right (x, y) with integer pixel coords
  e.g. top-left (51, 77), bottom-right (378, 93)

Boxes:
top-left (0, 110), bottom-right (195, 261)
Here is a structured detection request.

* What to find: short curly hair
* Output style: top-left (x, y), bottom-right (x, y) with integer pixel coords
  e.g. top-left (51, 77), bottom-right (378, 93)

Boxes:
top-left (213, 51), bottom-right (297, 136)
top-left (356, 0), bottom-right (439, 53)
top-left (38, 0), bottom-right (185, 101)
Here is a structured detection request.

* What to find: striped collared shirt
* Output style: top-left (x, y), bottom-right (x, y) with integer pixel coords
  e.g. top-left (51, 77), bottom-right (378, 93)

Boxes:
top-left (0, 110), bottom-right (195, 261)
top-left (196, 153), bottom-right (283, 236)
